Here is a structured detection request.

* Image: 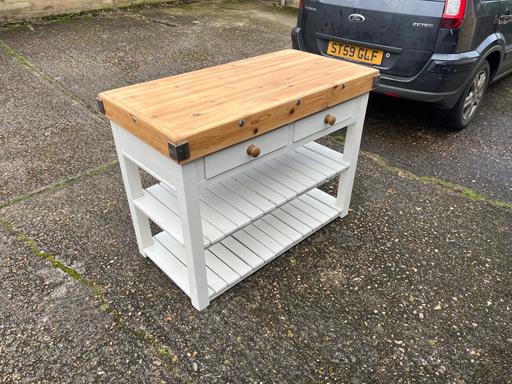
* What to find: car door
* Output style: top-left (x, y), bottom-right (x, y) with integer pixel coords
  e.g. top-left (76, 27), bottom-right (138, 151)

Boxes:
top-left (498, 0), bottom-right (512, 68)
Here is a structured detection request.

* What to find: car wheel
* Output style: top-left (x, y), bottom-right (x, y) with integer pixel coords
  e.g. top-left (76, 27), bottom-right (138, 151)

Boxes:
top-left (437, 60), bottom-right (490, 131)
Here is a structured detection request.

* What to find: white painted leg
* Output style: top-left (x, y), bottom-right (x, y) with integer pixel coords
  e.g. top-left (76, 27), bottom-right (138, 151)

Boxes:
top-left (111, 123), bottom-right (153, 256)
top-left (336, 93), bottom-right (369, 217)
top-left (174, 161), bottom-right (210, 310)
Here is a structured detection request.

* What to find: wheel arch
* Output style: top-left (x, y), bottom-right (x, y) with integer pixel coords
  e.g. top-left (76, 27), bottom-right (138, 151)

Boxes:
top-left (476, 34), bottom-right (506, 79)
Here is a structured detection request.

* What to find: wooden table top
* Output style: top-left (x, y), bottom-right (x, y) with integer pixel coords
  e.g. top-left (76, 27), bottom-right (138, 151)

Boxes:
top-left (98, 49), bottom-right (379, 163)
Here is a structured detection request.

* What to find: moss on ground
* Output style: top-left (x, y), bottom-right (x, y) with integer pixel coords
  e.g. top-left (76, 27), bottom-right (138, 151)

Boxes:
top-left (0, 217), bottom-right (178, 368)
top-left (364, 152), bottom-right (512, 210)
top-left (0, 160), bottom-right (118, 209)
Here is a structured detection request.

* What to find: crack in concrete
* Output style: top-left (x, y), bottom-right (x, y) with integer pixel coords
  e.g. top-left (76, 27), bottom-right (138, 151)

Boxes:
top-left (331, 134), bottom-right (511, 210)
top-left (0, 218), bottom-right (179, 370)
top-left (362, 151), bottom-right (512, 211)
top-left (0, 40), bottom-right (105, 123)
top-left (0, 160), bottom-right (118, 210)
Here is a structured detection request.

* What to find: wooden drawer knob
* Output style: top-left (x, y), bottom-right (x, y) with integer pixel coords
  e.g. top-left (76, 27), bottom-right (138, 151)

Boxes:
top-left (324, 114), bottom-right (337, 126)
top-left (247, 144), bottom-right (261, 158)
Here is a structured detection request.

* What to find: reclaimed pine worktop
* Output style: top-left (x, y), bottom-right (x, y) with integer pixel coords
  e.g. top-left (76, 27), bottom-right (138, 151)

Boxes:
top-left (97, 49), bottom-right (379, 163)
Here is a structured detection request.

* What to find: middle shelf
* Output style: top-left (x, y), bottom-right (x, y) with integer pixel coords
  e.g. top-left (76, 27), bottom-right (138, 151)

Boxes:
top-left (132, 141), bottom-right (348, 249)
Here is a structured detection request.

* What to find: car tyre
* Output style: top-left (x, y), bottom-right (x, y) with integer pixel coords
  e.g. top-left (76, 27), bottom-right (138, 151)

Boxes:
top-left (437, 60), bottom-right (490, 131)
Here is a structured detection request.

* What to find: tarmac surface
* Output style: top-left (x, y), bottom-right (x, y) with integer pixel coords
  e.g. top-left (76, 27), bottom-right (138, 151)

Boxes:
top-left (1, 1), bottom-right (511, 383)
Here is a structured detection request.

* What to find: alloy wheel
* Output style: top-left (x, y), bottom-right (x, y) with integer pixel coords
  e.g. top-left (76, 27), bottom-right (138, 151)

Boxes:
top-left (462, 69), bottom-right (488, 122)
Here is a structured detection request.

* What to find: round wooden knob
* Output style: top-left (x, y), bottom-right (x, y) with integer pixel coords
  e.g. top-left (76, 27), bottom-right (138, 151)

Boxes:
top-left (247, 144), bottom-right (261, 158)
top-left (324, 114), bottom-right (337, 126)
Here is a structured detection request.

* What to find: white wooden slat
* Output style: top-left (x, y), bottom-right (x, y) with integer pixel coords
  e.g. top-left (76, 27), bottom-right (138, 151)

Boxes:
top-left (198, 201), bottom-right (238, 235)
top-left (154, 233), bottom-right (227, 293)
top-left (147, 184), bottom-right (221, 246)
top-left (232, 173), bottom-right (287, 206)
top-left (272, 208), bottom-right (312, 236)
top-left (243, 224), bottom-right (283, 254)
top-left (283, 151), bottom-right (336, 177)
top-left (296, 145), bottom-right (345, 171)
top-left (253, 219), bottom-right (293, 247)
top-left (232, 230), bottom-right (274, 261)
top-left (154, 231), bottom-right (182, 255)
top-left (265, 159), bottom-right (316, 188)
top-left (262, 214), bottom-right (302, 243)
top-left (307, 188), bottom-right (342, 213)
top-left (159, 183), bottom-right (238, 236)
top-left (209, 243), bottom-right (252, 277)
top-left (254, 163), bottom-right (305, 194)
top-left (201, 189), bottom-right (251, 228)
top-left (133, 192), bottom-right (184, 244)
top-left (143, 241), bottom-right (192, 296)
top-left (289, 198), bottom-right (329, 223)
top-left (304, 142), bottom-right (346, 164)
top-left (280, 203), bottom-right (321, 229)
top-left (220, 178), bottom-right (275, 213)
top-left (273, 155), bottom-right (326, 183)
top-left (243, 168), bottom-right (296, 200)
top-left (209, 183), bottom-right (263, 220)
top-left (203, 220), bottom-right (226, 245)
top-left (221, 237), bottom-right (264, 269)
top-left (203, 264), bottom-right (228, 293)
top-left (299, 193), bottom-right (339, 218)
top-left (205, 250), bottom-right (241, 286)
top-left (147, 184), bottom-right (180, 213)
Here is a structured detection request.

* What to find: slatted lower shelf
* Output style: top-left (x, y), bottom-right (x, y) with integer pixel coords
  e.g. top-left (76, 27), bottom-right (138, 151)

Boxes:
top-left (143, 187), bottom-right (341, 299)
top-left (133, 141), bottom-right (348, 249)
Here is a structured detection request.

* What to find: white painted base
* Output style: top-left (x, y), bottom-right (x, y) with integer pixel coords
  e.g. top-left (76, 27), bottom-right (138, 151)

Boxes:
top-left (110, 93), bottom-right (369, 310)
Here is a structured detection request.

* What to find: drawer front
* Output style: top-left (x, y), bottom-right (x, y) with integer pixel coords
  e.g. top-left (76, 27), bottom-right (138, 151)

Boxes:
top-left (204, 126), bottom-right (289, 179)
top-left (293, 98), bottom-right (359, 142)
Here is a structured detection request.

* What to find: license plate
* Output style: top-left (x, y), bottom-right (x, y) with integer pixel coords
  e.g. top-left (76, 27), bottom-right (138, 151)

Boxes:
top-left (327, 41), bottom-right (384, 65)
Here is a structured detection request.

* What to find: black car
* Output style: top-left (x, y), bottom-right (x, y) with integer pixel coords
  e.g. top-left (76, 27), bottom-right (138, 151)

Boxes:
top-left (292, 0), bottom-right (512, 129)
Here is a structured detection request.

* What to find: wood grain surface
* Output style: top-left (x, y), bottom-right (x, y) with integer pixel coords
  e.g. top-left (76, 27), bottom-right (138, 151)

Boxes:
top-left (98, 49), bottom-right (379, 163)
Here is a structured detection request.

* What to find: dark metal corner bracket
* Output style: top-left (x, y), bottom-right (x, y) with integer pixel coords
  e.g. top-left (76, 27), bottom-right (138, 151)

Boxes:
top-left (96, 98), bottom-right (105, 115)
top-left (373, 75), bottom-right (381, 89)
top-left (168, 142), bottom-right (190, 162)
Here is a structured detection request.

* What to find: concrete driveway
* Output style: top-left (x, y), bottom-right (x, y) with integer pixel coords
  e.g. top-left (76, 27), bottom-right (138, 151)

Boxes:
top-left (1, 1), bottom-right (511, 382)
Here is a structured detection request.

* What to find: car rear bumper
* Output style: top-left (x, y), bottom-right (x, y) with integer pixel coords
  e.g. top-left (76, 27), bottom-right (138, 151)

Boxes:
top-left (291, 26), bottom-right (479, 109)
top-left (377, 53), bottom-right (479, 108)
top-left (372, 82), bottom-right (461, 107)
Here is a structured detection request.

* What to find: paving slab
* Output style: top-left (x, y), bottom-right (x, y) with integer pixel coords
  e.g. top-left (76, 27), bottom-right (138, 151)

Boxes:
top-left (0, 52), bottom-right (114, 202)
top-left (1, 153), bottom-right (510, 382)
top-left (0, 2), bottom-right (295, 111)
top-left (362, 75), bottom-right (512, 203)
top-left (0, 228), bottom-right (177, 383)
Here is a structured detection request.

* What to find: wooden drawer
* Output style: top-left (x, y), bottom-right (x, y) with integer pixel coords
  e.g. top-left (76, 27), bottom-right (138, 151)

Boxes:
top-left (204, 126), bottom-right (289, 179)
top-left (293, 98), bottom-right (359, 142)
